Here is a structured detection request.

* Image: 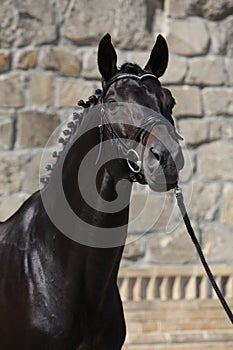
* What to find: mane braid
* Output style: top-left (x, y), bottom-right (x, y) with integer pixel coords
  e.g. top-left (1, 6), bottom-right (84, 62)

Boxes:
top-left (40, 89), bottom-right (102, 187)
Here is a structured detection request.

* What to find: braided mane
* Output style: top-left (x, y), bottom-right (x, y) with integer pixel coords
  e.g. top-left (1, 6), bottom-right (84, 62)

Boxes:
top-left (40, 89), bottom-right (102, 186)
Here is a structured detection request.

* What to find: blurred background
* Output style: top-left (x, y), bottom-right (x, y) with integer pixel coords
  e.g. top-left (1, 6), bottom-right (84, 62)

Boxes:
top-left (0, 0), bottom-right (232, 348)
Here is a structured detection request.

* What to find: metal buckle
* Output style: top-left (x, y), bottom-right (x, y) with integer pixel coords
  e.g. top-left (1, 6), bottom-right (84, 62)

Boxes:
top-left (175, 185), bottom-right (182, 197)
top-left (126, 149), bottom-right (141, 173)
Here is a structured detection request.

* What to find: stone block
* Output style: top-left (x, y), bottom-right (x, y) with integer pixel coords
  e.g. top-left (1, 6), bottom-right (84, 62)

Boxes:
top-left (225, 58), bottom-right (233, 85)
top-left (164, 0), bottom-right (186, 18)
top-left (81, 48), bottom-right (100, 79)
top-left (0, 0), bottom-right (57, 48)
top-left (0, 194), bottom-right (28, 221)
top-left (170, 86), bottom-right (202, 117)
top-left (30, 72), bottom-right (54, 106)
top-left (14, 49), bottom-right (38, 69)
top-left (61, 0), bottom-right (162, 49)
top-left (187, 0), bottom-right (233, 20)
top-left (16, 111), bottom-right (59, 148)
top-left (186, 57), bottom-right (225, 86)
top-left (146, 222), bottom-right (200, 264)
top-left (165, 18), bottom-right (209, 56)
top-left (0, 154), bottom-right (20, 196)
top-left (221, 118), bottom-right (233, 139)
top-left (178, 119), bottom-right (208, 146)
top-left (61, 0), bottom-right (116, 44)
top-left (188, 182), bottom-right (220, 221)
top-left (0, 74), bottom-right (24, 108)
top-left (221, 183), bottom-right (233, 226)
top-left (58, 79), bottom-right (99, 107)
top-left (21, 151), bottom-right (43, 193)
top-left (128, 191), bottom-right (174, 234)
top-left (202, 87), bottom-right (233, 115)
top-left (40, 46), bottom-right (81, 77)
top-left (178, 118), bottom-right (223, 146)
top-left (208, 16), bottom-right (233, 56)
top-left (201, 224), bottom-right (233, 263)
top-left (161, 54), bottom-right (187, 84)
top-left (0, 118), bottom-right (14, 150)
top-left (198, 141), bottom-right (233, 180)
top-left (0, 51), bottom-right (10, 72)
top-left (207, 117), bottom-right (223, 141)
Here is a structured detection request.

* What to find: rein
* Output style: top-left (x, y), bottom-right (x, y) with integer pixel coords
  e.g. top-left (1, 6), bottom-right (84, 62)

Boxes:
top-left (175, 186), bottom-right (233, 324)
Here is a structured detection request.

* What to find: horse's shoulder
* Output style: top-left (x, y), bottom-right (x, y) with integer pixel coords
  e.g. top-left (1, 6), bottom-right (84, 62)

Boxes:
top-left (0, 191), bottom-right (43, 246)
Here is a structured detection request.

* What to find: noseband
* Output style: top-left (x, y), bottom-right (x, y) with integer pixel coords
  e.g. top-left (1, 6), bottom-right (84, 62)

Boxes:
top-left (97, 73), bottom-right (182, 184)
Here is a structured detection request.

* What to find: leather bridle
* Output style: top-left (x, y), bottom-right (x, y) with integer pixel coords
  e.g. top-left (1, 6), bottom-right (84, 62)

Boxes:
top-left (97, 73), bottom-right (182, 184)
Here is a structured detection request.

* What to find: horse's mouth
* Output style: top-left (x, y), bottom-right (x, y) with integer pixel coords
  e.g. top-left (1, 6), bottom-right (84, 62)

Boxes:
top-left (146, 179), bottom-right (178, 192)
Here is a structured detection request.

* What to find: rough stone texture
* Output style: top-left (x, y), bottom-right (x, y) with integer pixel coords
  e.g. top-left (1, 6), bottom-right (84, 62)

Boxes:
top-left (40, 47), bottom-right (81, 77)
top-left (178, 119), bottom-right (208, 146)
top-left (225, 58), bottom-right (233, 85)
top-left (186, 57), bottom-right (225, 86)
top-left (0, 119), bottom-right (14, 150)
top-left (58, 79), bottom-right (99, 107)
top-left (16, 111), bottom-right (59, 148)
top-left (128, 192), bottom-right (174, 233)
top-left (187, 0), bottom-right (233, 20)
top-left (202, 88), bottom-right (233, 115)
top-left (164, 0), bottom-right (186, 18)
top-left (0, 155), bottom-right (20, 195)
top-left (208, 16), bottom-right (233, 56)
top-left (30, 73), bottom-right (54, 106)
top-left (146, 222), bottom-right (200, 264)
top-left (21, 152), bottom-right (42, 193)
top-left (0, 51), bottom-right (10, 73)
top-left (221, 118), bottom-right (233, 139)
top-left (61, 0), bottom-right (163, 49)
top-left (0, 194), bottom-right (28, 221)
top-left (170, 86), bottom-right (202, 117)
top-left (188, 182), bottom-right (220, 221)
top-left (0, 0), bottom-right (57, 48)
top-left (201, 224), bottom-right (233, 263)
top-left (81, 48), bottom-right (100, 79)
top-left (198, 141), bottom-right (233, 180)
top-left (221, 183), bottom-right (233, 226)
top-left (0, 74), bottom-right (24, 108)
top-left (165, 19), bottom-right (209, 56)
top-left (14, 49), bottom-right (38, 69)
top-left (178, 118), bottom-right (222, 146)
top-left (161, 54), bottom-right (187, 84)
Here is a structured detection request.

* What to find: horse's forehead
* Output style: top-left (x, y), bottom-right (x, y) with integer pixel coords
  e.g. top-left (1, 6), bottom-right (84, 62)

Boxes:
top-left (107, 78), bottom-right (161, 99)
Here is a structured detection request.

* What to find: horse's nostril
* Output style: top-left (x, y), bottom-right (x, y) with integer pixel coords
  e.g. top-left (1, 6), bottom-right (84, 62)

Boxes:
top-left (150, 147), bottom-right (161, 163)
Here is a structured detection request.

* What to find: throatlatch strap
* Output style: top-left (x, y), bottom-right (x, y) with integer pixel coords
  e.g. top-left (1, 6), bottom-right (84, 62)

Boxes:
top-left (175, 186), bottom-right (233, 324)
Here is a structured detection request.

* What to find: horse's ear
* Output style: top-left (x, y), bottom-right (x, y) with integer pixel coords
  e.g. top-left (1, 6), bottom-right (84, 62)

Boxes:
top-left (144, 34), bottom-right (169, 78)
top-left (98, 33), bottom-right (117, 83)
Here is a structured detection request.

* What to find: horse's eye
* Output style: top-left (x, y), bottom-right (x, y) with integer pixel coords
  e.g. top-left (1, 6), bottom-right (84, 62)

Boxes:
top-left (107, 99), bottom-right (119, 113)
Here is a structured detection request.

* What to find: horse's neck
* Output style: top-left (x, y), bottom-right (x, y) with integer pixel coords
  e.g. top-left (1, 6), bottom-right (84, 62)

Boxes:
top-left (42, 120), bottom-right (132, 258)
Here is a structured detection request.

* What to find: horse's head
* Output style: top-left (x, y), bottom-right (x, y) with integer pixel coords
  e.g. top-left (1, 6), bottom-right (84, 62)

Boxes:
top-left (97, 34), bottom-right (184, 192)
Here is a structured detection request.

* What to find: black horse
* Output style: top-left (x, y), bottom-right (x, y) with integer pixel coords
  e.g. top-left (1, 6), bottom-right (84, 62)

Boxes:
top-left (0, 34), bottom-right (184, 350)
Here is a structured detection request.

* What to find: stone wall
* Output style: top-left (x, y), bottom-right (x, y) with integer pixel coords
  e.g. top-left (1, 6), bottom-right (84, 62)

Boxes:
top-left (0, 0), bottom-right (232, 266)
